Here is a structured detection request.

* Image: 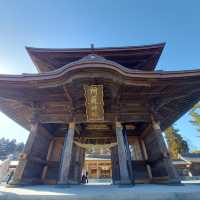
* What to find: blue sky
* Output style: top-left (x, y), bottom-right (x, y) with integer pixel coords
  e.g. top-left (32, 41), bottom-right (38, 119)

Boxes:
top-left (0, 0), bottom-right (200, 149)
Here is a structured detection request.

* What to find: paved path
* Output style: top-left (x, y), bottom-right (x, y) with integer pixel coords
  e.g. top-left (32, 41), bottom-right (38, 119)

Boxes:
top-left (0, 184), bottom-right (200, 200)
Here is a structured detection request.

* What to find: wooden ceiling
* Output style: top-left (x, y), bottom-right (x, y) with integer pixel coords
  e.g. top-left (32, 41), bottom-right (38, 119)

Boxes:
top-left (45, 122), bottom-right (148, 145)
top-left (26, 43), bottom-right (164, 72)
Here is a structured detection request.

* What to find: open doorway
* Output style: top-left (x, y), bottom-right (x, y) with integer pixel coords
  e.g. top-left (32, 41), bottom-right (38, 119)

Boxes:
top-left (82, 145), bottom-right (112, 185)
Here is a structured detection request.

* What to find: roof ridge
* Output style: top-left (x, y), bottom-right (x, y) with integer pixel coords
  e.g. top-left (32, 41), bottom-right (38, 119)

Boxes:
top-left (25, 43), bottom-right (165, 53)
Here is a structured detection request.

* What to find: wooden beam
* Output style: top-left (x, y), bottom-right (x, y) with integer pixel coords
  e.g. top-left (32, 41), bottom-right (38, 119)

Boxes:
top-left (39, 112), bottom-right (150, 124)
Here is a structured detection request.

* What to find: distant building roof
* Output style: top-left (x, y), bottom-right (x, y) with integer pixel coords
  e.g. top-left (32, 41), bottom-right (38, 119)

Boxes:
top-left (85, 157), bottom-right (111, 161)
top-left (86, 154), bottom-right (111, 160)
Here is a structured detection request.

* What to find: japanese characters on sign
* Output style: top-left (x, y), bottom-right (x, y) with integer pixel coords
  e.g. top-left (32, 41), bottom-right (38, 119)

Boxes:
top-left (84, 85), bottom-right (104, 121)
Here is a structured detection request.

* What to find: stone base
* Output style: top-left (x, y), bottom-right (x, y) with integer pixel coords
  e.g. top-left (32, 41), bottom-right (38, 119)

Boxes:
top-left (0, 184), bottom-right (200, 200)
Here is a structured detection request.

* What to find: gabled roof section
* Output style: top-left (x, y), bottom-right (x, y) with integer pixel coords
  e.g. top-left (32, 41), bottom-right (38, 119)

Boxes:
top-left (26, 43), bottom-right (165, 72)
top-left (0, 63), bottom-right (200, 131)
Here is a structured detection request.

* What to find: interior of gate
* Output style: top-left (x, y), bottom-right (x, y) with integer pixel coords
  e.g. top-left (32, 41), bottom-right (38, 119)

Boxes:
top-left (12, 121), bottom-right (179, 185)
top-left (38, 122), bottom-right (151, 184)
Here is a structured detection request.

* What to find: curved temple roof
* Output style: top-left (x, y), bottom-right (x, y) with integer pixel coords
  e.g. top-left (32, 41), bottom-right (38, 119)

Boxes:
top-left (0, 55), bottom-right (200, 133)
top-left (26, 43), bottom-right (165, 72)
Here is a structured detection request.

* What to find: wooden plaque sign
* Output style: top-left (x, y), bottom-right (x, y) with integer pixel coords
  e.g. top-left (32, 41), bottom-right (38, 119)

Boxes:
top-left (84, 85), bottom-right (104, 121)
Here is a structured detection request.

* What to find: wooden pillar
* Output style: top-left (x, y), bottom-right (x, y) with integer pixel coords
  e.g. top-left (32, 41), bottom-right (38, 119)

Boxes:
top-left (115, 122), bottom-right (131, 184)
top-left (42, 139), bottom-right (55, 182)
top-left (96, 161), bottom-right (99, 179)
top-left (11, 118), bottom-right (39, 185)
top-left (140, 139), bottom-right (152, 179)
top-left (73, 145), bottom-right (81, 183)
top-left (10, 112), bottom-right (52, 185)
top-left (110, 145), bottom-right (120, 184)
top-left (123, 126), bottom-right (134, 183)
top-left (73, 145), bottom-right (85, 184)
top-left (78, 147), bottom-right (85, 182)
top-left (151, 115), bottom-right (181, 184)
top-left (58, 122), bottom-right (75, 184)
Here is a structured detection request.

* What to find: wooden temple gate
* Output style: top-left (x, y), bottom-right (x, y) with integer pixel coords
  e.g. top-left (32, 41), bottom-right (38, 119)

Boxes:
top-left (0, 43), bottom-right (200, 185)
top-left (11, 117), bottom-right (180, 185)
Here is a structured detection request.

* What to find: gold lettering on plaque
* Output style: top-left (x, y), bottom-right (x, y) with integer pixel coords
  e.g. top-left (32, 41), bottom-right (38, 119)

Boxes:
top-left (84, 85), bottom-right (104, 121)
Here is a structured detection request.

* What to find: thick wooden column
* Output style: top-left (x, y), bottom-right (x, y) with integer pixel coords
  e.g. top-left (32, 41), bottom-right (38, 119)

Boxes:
top-left (140, 139), bottom-right (152, 179)
top-left (123, 126), bottom-right (134, 183)
top-left (115, 122), bottom-right (131, 184)
top-left (110, 145), bottom-right (120, 184)
top-left (42, 139), bottom-right (55, 182)
top-left (70, 144), bottom-right (85, 184)
top-left (11, 119), bottom-right (39, 185)
top-left (73, 145), bottom-right (81, 183)
top-left (79, 147), bottom-right (85, 180)
top-left (151, 115), bottom-right (181, 184)
top-left (58, 122), bottom-right (75, 184)
top-left (10, 114), bottom-right (52, 185)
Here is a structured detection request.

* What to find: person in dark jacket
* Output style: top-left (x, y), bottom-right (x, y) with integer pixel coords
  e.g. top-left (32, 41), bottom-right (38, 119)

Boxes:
top-left (86, 171), bottom-right (88, 183)
top-left (81, 174), bottom-right (87, 184)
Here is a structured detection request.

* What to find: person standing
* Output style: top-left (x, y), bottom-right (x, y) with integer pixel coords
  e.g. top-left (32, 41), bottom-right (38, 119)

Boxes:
top-left (86, 171), bottom-right (88, 183)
